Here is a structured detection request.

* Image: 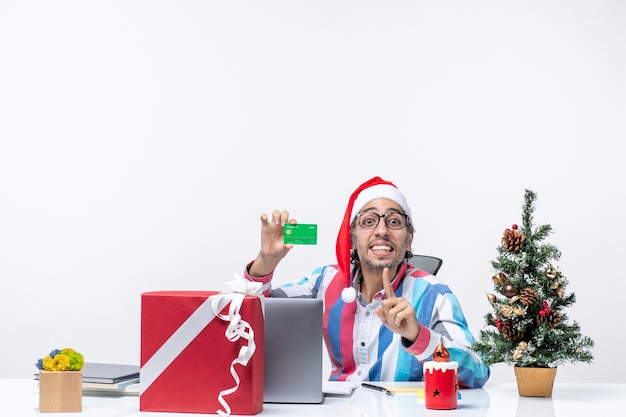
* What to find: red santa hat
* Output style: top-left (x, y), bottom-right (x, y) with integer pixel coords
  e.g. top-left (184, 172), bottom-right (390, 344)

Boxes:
top-left (335, 176), bottom-right (412, 303)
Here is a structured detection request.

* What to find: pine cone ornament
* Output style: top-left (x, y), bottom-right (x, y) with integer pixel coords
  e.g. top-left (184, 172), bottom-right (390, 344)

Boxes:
top-left (502, 228), bottom-right (525, 252)
top-left (537, 310), bottom-right (562, 328)
top-left (518, 288), bottom-right (537, 306)
top-left (501, 320), bottom-right (525, 341)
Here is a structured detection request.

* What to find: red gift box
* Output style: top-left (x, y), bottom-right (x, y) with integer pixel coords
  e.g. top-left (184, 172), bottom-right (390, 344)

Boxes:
top-left (140, 290), bottom-right (264, 415)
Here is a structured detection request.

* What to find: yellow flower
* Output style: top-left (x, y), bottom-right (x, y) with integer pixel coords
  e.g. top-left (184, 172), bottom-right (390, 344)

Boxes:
top-left (42, 356), bottom-right (53, 370)
top-left (49, 354), bottom-right (71, 371)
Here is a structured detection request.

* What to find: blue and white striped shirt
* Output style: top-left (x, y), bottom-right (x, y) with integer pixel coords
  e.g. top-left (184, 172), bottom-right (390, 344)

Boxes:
top-left (245, 261), bottom-right (490, 388)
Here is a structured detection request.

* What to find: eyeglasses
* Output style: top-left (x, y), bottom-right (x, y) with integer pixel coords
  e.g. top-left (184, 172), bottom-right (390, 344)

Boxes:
top-left (356, 211), bottom-right (408, 230)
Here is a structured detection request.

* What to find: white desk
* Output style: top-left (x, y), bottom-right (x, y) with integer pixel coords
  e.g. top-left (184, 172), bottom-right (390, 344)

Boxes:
top-left (1, 379), bottom-right (624, 417)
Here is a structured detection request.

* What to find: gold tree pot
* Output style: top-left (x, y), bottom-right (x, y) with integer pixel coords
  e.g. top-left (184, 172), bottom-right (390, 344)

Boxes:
top-left (513, 366), bottom-right (557, 398)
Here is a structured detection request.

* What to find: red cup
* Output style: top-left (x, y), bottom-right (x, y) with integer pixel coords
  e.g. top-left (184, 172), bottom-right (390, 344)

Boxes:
top-left (423, 361), bottom-right (459, 410)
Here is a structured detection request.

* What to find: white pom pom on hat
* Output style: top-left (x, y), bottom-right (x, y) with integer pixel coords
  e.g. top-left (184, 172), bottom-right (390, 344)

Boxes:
top-left (341, 287), bottom-right (357, 303)
top-left (335, 176), bottom-right (411, 303)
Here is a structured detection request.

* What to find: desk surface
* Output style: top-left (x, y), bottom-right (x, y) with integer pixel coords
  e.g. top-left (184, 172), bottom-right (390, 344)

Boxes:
top-left (1, 379), bottom-right (624, 417)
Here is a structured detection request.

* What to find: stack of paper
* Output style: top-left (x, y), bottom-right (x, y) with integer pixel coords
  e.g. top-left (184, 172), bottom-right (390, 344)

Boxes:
top-left (322, 381), bottom-right (360, 395)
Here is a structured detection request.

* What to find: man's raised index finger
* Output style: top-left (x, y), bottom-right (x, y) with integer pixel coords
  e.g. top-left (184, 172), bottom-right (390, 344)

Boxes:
top-left (382, 267), bottom-right (396, 299)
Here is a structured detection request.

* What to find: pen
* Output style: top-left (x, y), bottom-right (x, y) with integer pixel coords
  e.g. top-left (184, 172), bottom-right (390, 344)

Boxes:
top-left (361, 382), bottom-right (395, 397)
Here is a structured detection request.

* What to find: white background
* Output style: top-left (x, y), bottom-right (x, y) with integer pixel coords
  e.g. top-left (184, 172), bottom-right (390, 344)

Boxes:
top-left (1, 1), bottom-right (624, 384)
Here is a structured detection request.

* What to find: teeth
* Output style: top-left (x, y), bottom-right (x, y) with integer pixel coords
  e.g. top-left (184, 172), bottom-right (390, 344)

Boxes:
top-left (371, 246), bottom-right (391, 251)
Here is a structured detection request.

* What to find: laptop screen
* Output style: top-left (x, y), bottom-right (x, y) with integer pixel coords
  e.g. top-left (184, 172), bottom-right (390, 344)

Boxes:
top-left (263, 297), bottom-right (324, 404)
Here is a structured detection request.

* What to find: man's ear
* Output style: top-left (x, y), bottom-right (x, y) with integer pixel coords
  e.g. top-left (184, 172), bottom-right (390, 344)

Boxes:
top-left (406, 233), bottom-right (414, 250)
top-left (350, 248), bottom-right (359, 264)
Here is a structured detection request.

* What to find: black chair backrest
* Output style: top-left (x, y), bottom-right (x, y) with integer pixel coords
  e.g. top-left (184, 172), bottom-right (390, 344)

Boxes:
top-left (408, 255), bottom-right (443, 275)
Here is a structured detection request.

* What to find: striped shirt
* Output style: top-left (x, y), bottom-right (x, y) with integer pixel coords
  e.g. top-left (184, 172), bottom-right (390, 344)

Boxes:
top-left (244, 261), bottom-right (490, 388)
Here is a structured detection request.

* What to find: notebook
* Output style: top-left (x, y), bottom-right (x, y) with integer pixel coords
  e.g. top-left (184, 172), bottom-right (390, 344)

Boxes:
top-left (80, 362), bottom-right (140, 384)
top-left (263, 297), bottom-right (324, 404)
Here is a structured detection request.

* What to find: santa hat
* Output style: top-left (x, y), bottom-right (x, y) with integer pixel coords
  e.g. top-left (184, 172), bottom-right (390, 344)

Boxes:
top-left (335, 176), bottom-right (412, 303)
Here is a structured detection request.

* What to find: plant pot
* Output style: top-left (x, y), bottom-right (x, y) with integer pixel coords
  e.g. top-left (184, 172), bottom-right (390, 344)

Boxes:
top-left (38, 370), bottom-right (82, 413)
top-left (513, 366), bottom-right (557, 397)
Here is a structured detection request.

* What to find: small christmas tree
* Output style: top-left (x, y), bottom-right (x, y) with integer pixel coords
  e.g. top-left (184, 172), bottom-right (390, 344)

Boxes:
top-left (472, 189), bottom-right (594, 368)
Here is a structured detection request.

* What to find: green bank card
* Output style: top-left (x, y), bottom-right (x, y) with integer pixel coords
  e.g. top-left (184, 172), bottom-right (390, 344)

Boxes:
top-left (284, 224), bottom-right (318, 245)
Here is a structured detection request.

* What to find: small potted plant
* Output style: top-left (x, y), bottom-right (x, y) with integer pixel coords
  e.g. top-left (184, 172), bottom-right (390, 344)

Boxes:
top-left (36, 348), bottom-right (84, 413)
top-left (471, 190), bottom-right (594, 397)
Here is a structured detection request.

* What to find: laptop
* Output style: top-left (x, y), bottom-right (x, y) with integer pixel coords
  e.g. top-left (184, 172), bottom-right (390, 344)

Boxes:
top-left (263, 297), bottom-right (324, 404)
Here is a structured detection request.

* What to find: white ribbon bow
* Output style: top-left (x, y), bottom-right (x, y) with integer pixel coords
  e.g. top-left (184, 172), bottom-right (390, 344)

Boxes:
top-left (211, 273), bottom-right (264, 416)
top-left (224, 272), bottom-right (263, 296)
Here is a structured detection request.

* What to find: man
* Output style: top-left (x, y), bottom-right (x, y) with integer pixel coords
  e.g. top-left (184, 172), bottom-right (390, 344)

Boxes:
top-left (244, 176), bottom-right (490, 388)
